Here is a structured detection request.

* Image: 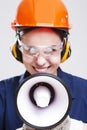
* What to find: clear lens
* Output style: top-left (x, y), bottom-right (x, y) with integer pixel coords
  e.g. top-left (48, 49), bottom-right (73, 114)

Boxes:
top-left (44, 45), bottom-right (62, 55)
top-left (18, 39), bottom-right (63, 57)
top-left (27, 46), bottom-right (39, 55)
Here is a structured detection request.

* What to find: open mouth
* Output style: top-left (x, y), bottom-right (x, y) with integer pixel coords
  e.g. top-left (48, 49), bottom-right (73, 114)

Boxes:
top-left (33, 66), bottom-right (51, 73)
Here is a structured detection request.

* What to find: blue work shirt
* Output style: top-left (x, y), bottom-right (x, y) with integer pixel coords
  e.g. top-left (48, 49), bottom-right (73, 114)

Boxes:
top-left (0, 68), bottom-right (87, 130)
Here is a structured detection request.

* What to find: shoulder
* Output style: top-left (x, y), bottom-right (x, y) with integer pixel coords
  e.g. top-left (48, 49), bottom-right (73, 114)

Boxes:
top-left (0, 75), bottom-right (20, 85)
top-left (63, 70), bottom-right (87, 89)
top-left (58, 68), bottom-right (87, 81)
top-left (0, 74), bottom-right (26, 101)
top-left (0, 74), bottom-right (24, 91)
top-left (58, 68), bottom-right (87, 87)
top-left (58, 68), bottom-right (87, 98)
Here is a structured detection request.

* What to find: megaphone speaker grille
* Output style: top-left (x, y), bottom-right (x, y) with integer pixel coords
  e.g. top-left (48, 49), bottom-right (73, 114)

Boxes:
top-left (15, 73), bottom-right (71, 129)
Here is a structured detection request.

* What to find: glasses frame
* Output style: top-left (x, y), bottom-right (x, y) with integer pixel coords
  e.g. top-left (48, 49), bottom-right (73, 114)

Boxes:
top-left (18, 39), bottom-right (63, 58)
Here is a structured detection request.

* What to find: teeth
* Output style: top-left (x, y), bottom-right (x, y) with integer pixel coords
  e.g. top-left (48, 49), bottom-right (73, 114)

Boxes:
top-left (35, 68), bottom-right (47, 72)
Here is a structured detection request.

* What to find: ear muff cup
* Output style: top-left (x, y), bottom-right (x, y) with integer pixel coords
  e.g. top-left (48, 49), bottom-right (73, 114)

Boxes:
top-left (11, 40), bottom-right (71, 63)
top-left (11, 41), bottom-right (23, 63)
top-left (61, 40), bottom-right (71, 63)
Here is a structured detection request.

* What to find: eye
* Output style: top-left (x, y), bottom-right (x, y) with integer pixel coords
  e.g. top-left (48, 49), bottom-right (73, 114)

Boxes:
top-left (44, 46), bottom-right (58, 54)
top-left (28, 46), bottom-right (38, 55)
top-left (51, 46), bottom-right (59, 52)
top-left (44, 47), bottom-right (53, 54)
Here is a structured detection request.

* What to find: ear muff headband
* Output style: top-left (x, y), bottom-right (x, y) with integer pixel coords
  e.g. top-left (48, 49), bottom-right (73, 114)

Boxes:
top-left (11, 40), bottom-right (71, 63)
top-left (61, 41), bottom-right (71, 63)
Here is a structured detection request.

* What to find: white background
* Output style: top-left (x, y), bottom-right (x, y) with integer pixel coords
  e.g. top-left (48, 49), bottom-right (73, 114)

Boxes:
top-left (0, 0), bottom-right (87, 80)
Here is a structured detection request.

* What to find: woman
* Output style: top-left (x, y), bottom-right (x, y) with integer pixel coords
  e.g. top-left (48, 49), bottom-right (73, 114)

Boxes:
top-left (0, 0), bottom-right (87, 130)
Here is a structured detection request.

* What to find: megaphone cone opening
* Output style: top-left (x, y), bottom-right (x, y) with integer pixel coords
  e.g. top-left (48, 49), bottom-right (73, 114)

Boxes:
top-left (29, 82), bottom-right (55, 107)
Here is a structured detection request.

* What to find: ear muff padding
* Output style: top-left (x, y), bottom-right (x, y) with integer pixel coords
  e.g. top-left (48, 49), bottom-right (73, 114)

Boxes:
top-left (61, 40), bottom-right (71, 63)
top-left (11, 41), bottom-right (23, 62)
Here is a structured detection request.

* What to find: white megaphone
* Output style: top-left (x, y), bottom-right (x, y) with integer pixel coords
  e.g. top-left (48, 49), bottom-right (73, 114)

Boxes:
top-left (15, 73), bottom-right (71, 130)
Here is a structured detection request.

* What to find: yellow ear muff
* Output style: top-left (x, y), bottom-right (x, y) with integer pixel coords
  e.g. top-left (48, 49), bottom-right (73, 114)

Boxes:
top-left (11, 41), bottom-right (23, 63)
top-left (61, 41), bottom-right (71, 63)
top-left (11, 43), bottom-right (18, 58)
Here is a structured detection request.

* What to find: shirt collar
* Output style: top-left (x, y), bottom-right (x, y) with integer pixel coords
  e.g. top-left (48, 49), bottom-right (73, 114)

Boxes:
top-left (19, 71), bottom-right (31, 85)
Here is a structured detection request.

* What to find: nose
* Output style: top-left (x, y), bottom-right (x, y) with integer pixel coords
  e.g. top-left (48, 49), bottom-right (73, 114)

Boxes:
top-left (36, 55), bottom-right (47, 66)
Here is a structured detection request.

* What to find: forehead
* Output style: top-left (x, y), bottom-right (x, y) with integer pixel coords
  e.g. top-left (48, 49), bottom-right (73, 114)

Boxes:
top-left (21, 28), bottom-right (62, 44)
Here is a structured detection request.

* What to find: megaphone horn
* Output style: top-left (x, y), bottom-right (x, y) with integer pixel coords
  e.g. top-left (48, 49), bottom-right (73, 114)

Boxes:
top-left (15, 73), bottom-right (71, 129)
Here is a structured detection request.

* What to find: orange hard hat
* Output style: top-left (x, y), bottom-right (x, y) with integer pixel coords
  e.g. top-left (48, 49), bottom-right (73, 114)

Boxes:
top-left (11, 0), bottom-right (71, 30)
